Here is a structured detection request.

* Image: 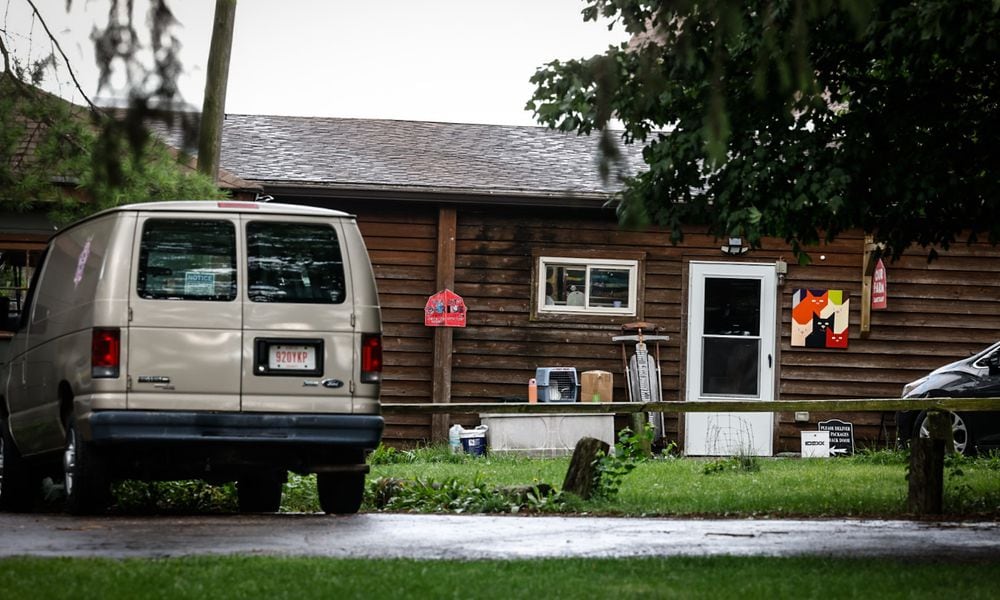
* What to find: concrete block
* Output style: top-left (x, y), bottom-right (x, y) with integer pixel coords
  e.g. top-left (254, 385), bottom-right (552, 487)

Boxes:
top-left (480, 413), bottom-right (615, 457)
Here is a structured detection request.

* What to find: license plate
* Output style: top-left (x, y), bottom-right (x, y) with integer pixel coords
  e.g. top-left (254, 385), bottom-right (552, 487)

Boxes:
top-left (269, 345), bottom-right (316, 371)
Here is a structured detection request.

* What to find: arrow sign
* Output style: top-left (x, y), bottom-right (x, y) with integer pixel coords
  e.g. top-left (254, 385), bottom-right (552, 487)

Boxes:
top-left (818, 419), bottom-right (855, 456)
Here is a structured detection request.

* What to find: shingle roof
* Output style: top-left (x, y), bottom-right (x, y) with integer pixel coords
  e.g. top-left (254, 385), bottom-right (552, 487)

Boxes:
top-left (0, 76), bottom-right (259, 195)
top-left (203, 115), bottom-right (641, 199)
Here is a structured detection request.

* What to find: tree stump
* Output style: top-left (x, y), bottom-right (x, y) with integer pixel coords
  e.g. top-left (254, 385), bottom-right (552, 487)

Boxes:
top-left (562, 436), bottom-right (610, 499)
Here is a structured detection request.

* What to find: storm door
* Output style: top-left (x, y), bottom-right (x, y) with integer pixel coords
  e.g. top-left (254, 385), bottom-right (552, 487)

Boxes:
top-left (684, 262), bottom-right (777, 456)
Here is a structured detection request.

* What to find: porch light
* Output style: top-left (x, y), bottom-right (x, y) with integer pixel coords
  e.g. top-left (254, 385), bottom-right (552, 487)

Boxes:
top-left (721, 237), bottom-right (749, 256)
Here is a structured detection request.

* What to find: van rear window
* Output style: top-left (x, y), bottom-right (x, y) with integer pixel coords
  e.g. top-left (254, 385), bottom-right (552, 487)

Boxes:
top-left (247, 222), bottom-right (346, 304)
top-left (137, 220), bottom-right (237, 301)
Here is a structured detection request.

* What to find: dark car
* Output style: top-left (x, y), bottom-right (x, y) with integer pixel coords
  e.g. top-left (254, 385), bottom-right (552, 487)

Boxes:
top-left (897, 341), bottom-right (1000, 455)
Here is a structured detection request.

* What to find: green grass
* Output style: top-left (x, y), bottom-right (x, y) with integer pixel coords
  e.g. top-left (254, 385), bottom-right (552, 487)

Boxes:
top-left (366, 450), bottom-right (1000, 518)
top-left (105, 447), bottom-right (1000, 518)
top-left (1, 556), bottom-right (997, 599)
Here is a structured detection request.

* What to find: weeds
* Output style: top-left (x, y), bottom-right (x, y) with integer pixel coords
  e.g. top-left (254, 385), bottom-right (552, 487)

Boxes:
top-left (592, 426), bottom-right (652, 499)
top-left (977, 449), bottom-right (1000, 471)
top-left (658, 440), bottom-right (681, 459)
top-left (367, 444), bottom-right (419, 465)
top-left (280, 473), bottom-right (320, 512)
top-left (943, 451), bottom-right (1000, 514)
top-left (368, 443), bottom-right (506, 465)
top-left (702, 455), bottom-right (761, 475)
top-left (62, 447), bottom-right (1000, 517)
top-left (850, 447), bottom-right (909, 465)
top-left (364, 474), bottom-right (565, 514)
top-left (112, 480), bottom-right (237, 513)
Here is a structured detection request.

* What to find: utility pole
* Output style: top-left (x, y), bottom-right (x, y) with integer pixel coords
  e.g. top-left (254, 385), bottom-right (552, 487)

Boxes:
top-left (197, 0), bottom-right (237, 181)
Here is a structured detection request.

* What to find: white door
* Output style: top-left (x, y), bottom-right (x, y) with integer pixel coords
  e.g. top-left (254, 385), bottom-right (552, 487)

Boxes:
top-left (685, 262), bottom-right (777, 456)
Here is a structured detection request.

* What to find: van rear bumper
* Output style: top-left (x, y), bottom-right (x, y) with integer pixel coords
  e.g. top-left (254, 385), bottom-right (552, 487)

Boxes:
top-left (87, 411), bottom-right (384, 448)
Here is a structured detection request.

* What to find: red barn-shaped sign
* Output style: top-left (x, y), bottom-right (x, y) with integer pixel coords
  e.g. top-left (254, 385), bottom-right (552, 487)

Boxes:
top-left (424, 289), bottom-right (467, 327)
top-left (872, 259), bottom-right (887, 310)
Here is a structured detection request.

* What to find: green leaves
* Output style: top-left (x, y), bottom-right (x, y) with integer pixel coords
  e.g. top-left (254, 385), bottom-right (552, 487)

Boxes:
top-left (1, 76), bottom-right (225, 223)
top-left (530, 0), bottom-right (1000, 261)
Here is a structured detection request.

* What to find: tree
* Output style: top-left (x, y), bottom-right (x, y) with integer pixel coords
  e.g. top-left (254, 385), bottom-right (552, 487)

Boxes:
top-left (528, 0), bottom-right (1000, 261)
top-left (0, 0), bottom-right (223, 222)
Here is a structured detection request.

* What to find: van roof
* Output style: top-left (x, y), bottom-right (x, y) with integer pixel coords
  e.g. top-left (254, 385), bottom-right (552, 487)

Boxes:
top-left (53, 201), bottom-right (355, 238)
top-left (114, 200), bottom-right (352, 218)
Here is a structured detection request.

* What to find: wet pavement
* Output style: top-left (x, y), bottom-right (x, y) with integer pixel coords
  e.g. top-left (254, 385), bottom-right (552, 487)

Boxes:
top-left (2, 513), bottom-right (998, 560)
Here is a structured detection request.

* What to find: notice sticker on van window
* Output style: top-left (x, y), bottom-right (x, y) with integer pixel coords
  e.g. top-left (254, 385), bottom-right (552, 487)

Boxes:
top-left (269, 345), bottom-right (317, 371)
top-left (184, 271), bottom-right (216, 296)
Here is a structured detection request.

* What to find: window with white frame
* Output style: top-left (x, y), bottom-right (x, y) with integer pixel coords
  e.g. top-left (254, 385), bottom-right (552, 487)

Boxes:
top-left (537, 257), bottom-right (638, 315)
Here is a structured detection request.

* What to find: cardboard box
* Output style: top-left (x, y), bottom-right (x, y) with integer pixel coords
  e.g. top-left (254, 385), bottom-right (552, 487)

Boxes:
top-left (580, 370), bottom-right (613, 403)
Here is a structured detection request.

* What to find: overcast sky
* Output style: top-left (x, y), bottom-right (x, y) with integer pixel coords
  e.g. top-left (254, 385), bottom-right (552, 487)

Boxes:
top-left (3, 0), bottom-right (627, 126)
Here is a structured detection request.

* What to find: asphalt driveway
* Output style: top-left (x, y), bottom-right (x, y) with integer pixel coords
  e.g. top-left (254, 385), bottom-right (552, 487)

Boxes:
top-left (2, 513), bottom-right (998, 560)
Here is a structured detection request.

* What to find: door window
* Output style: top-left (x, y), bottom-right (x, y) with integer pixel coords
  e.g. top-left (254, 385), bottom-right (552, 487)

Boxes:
top-left (137, 220), bottom-right (237, 301)
top-left (701, 278), bottom-right (761, 396)
top-left (247, 222), bottom-right (346, 304)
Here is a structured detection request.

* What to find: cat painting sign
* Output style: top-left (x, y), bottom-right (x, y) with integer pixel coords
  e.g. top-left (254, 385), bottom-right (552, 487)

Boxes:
top-left (424, 289), bottom-right (467, 327)
top-left (872, 259), bottom-right (887, 310)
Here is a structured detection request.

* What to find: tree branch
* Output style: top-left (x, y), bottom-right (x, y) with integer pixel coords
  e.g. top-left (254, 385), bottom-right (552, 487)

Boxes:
top-left (25, 0), bottom-right (101, 115)
top-left (0, 32), bottom-right (11, 74)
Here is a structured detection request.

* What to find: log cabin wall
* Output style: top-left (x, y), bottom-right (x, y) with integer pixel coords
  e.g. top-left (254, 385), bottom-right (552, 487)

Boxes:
top-left (775, 230), bottom-right (1000, 451)
top-left (351, 204), bottom-right (438, 445)
top-left (171, 113), bottom-right (1000, 453)
top-left (292, 198), bottom-right (1000, 453)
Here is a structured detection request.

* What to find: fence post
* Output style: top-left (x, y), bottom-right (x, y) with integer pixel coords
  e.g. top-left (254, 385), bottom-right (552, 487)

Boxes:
top-left (630, 413), bottom-right (652, 457)
top-left (907, 410), bottom-right (952, 515)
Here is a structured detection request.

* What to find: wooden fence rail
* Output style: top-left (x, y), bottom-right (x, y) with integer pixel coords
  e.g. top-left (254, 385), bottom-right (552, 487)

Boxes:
top-left (381, 397), bottom-right (1000, 415)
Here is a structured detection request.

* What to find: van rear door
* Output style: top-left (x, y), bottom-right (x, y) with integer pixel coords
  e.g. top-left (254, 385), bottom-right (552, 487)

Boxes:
top-left (127, 215), bottom-right (243, 410)
top-left (240, 216), bottom-right (355, 413)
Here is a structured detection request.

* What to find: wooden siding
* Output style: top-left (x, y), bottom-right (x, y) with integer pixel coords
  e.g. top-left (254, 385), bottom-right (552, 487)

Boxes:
top-left (354, 207), bottom-right (437, 445)
top-left (334, 200), bottom-right (1000, 452)
top-left (775, 233), bottom-right (1000, 450)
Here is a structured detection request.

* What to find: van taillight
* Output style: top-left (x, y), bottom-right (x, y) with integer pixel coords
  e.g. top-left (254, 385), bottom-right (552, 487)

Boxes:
top-left (92, 328), bottom-right (120, 378)
top-left (360, 333), bottom-right (382, 384)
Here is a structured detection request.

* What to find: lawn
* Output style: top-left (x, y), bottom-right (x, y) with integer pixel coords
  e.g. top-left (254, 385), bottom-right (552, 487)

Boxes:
top-left (361, 448), bottom-right (1000, 518)
top-left (10, 449), bottom-right (1000, 599)
top-left (106, 447), bottom-right (1000, 518)
top-left (1, 555), bottom-right (999, 600)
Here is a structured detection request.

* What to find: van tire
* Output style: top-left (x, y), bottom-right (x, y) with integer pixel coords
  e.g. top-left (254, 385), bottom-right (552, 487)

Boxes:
top-left (317, 471), bottom-right (365, 514)
top-left (63, 419), bottom-right (111, 515)
top-left (1, 420), bottom-right (38, 512)
top-left (237, 472), bottom-right (284, 513)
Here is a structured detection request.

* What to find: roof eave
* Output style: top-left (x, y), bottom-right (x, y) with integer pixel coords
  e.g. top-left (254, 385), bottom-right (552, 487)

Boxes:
top-left (254, 181), bottom-right (618, 210)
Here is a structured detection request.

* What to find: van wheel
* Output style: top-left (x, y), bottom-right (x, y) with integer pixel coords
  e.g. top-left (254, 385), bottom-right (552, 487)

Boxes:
top-left (237, 472), bottom-right (285, 513)
top-left (63, 419), bottom-right (111, 515)
top-left (1, 420), bottom-right (38, 512)
top-left (317, 471), bottom-right (365, 514)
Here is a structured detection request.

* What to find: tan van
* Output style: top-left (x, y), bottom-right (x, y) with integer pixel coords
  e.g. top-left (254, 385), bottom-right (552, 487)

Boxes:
top-left (0, 201), bottom-right (383, 514)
